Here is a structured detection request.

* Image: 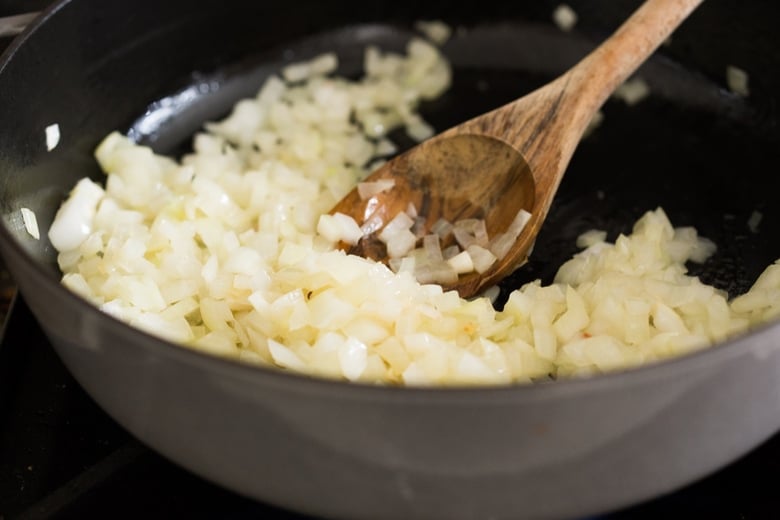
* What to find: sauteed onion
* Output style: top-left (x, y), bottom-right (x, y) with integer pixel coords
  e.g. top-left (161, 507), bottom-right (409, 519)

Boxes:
top-left (49, 36), bottom-right (780, 385)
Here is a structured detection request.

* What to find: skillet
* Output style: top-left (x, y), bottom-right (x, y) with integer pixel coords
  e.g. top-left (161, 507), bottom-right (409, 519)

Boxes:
top-left (1, 1), bottom-right (779, 518)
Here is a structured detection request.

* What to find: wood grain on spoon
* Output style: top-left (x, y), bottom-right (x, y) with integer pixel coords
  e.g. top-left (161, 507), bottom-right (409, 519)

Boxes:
top-left (330, 0), bottom-right (703, 298)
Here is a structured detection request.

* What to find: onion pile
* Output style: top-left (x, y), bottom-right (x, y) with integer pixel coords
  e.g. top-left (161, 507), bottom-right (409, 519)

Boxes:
top-left (49, 33), bottom-right (780, 386)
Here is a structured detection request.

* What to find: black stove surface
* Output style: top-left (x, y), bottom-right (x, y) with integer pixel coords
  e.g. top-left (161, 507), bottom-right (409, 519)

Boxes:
top-left (0, 297), bottom-right (303, 520)
top-left (1, 296), bottom-right (779, 520)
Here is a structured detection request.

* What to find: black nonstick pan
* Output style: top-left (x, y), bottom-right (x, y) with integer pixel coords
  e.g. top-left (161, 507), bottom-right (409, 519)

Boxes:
top-left (1, 1), bottom-right (780, 518)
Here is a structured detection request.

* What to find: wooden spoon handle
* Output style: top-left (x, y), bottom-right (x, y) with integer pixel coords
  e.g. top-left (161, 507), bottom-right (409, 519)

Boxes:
top-left (424, 0), bottom-right (704, 297)
top-left (452, 0), bottom-right (703, 179)
top-left (558, 0), bottom-right (704, 132)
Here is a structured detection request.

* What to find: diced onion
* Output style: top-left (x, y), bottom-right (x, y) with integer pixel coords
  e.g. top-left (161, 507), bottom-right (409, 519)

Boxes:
top-left (423, 234), bottom-right (444, 262)
top-left (552, 4), bottom-right (578, 32)
top-left (431, 218), bottom-right (453, 238)
top-left (466, 244), bottom-right (497, 274)
top-left (576, 230), bottom-right (607, 249)
top-left (48, 33), bottom-right (780, 388)
top-left (726, 65), bottom-right (750, 97)
top-left (614, 78), bottom-right (650, 105)
top-left (447, 250), bottom-right (474, 274)
top-left (20, 207), bottom-right (40, 240)
top-left (414, 20), bottom-right (452, 45)
top-left (748, 210), bottom-right (762, 234)
top-left (357, 179), bottom-right (395, 200)
top-left (317, 213), bottom-right (363, 245)
top-left (48, 178), bottom-right (105, 252)
top-left (45, 123), bottom-right (60, 151)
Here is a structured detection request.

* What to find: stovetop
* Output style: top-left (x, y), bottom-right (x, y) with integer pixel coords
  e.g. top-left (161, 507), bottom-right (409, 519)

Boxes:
top-left (0, 296), bottom-right (306, 520)
top-left (1, 294), bottom-right (779, 519)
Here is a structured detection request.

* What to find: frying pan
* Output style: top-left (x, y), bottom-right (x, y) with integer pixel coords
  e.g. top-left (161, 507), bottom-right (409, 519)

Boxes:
top-left (1, 1), bottom-right (780, 518)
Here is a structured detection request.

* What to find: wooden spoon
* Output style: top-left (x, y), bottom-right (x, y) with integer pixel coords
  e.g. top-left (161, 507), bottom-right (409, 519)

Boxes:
top-left (330, 0), bottom-right (703, 298)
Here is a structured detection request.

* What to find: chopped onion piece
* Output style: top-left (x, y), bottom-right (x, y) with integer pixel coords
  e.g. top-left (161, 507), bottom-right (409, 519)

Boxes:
top-left (317, 213), bottom-right (363, 245)
top-left (310, 53), bottom-right (338, 76)
top-left (467, 245), bottom-right (497, 274)
top-left (282, 53), bottom-right (338, 83)
top-left (338, 337), bottom-right (368, 381)
top-left (726, 65), bottom-right (750, 97)
top-left (20, 207), bottom-right (40, 240)
top-left (748, 210), bottom-right (763, 234)
top-left (415, 261), bottom-right (458, 285)
top-left (447, 250), bottom-right (474, 274)
top-left (488, 232), bottom-right (513, 260)
top-left (614, 78), bottom-right (650, 105)
top-left (379, 211), bottom-right (418, 258)
top-left (414, 20), bottom-right (452, 45)
top-left (473, 219), bottom-right (489, 247)
top-left (442, 245), bottom-right (460, 260)
top-left (357, 179), bottom-right (395, 200)
top-left (431, 218), bottom-right (453, 238)
top-left (507, 209), bottom-right (532, 236)
top-left (481, 285), bottom-right (500, 304)
top-left (423, 234), bottom-right (444, 262)
top-left (453, 218), bottom-right (488, 249)
top-left (48, 178), bottom-right (105, 252)
top-left (405, 115), bottom-right (434, 142)
top-left (376, 139), bottom-right (397, 156)
top-left (553, 4), bottom-right (578, 32)
top-left (584, 110), bottom-right (604, 138)
top-left (282, 62), bottom-right (310, 83)
top-left (576, 230), bottom-right (607, 249)
top-left (388, 257), bottom-right (404, 273)
top-left (411, 216), bottom-right (427, 238)
top-left (268, 339), bottom-right (306, 371)
top-left (384, 229), bottom-right (417, 258)
top-left (45, 123), bottom-right (60, 151)
top-left (490, 209), bottom-right (531, 259)
top-left (379, 211), bottom-right (415, 241)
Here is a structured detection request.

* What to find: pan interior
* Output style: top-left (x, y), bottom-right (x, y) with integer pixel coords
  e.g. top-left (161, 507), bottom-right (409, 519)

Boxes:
top-left (125, 21), bottom-right (780, 306)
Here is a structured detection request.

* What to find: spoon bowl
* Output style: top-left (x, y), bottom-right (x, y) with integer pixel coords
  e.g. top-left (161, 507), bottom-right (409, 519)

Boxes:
top-left (331, 0), bottom-right (703, 297)
top-left (338, 134), bottom-right (535, 295)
